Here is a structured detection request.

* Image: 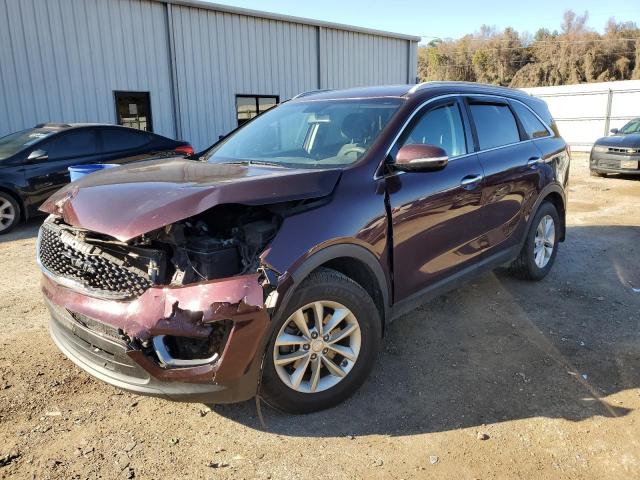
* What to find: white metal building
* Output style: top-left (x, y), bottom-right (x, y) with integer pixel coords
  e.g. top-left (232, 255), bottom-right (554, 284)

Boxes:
top-left (522, 80), bottom-right (640, 152)
top-left (0, 0), bottom-right (419, 150)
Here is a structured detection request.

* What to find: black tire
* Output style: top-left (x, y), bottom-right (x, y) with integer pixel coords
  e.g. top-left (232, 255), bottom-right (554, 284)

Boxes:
top-left (260, 268), bottom-right (382, 414)
top-left (0, 192), bottom-right (20, 235)
top-left (509, 201), bottom-right (560, 281)
top-left (590, 169), bottom-right (606, 178)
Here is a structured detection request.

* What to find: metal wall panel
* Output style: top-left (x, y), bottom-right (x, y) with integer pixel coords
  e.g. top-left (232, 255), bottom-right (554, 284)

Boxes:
top-left (0, 0), bottom-right (418, 149)
top-left (0, 0), bottom-right (176, 138)
top-left (319, 27), bottom-right (411, 89)
top-left (523, 80), bottom-right (640, 151)
top-left (169, 5), bottom-right (319, 150)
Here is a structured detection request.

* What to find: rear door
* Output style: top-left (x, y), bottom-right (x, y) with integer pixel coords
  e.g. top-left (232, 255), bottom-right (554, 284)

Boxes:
top-left (24, 128), bottom-right (101, 208)
top-left (387, 97), bottom-right (486, 301)
top-left (464, 96), bottom-right (543, 256)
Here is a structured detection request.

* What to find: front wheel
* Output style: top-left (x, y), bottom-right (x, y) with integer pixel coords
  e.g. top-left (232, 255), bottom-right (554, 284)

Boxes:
top-left (509, 201), bottom-right (560, 281)
top-left (261, 268), bottom-right (381, 413)
top-left (0, 193), bottom-right (20, 235)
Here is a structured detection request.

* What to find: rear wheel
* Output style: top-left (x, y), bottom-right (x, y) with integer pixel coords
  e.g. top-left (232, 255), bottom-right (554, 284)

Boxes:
top-left (0, 193), bottom-right (19, 235)
top-left (509, 201), bottom-right (560, 281)
top-left (261, 268), bottom-right (381, 413)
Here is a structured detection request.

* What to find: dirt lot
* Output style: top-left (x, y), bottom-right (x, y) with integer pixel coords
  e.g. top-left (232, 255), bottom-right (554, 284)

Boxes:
top-left (1, 154), bottom-right (639, 479)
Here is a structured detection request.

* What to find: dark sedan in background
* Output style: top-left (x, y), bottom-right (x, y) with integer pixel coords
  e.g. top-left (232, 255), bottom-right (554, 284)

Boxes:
top-left (590, 118), bottom-right (640, 177)
top-left (0, 124), bottom-right (193, 234)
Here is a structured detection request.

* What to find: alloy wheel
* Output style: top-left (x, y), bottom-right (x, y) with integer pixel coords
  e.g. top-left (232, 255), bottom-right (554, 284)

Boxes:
top-left (534, 214), bottom-right (555, 268)
top-left (273, 301), bottom-right (361, 394)
top-left (0, 198), bottom-right (16, 233)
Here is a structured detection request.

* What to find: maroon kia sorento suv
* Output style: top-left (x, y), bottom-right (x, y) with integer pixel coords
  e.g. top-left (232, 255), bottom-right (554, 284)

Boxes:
top-left (39, 82), bottom-right (569, 413)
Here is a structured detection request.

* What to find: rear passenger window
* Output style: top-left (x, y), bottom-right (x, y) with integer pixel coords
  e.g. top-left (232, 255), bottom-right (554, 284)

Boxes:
top-left (469, 103), bottom-right (520, 150)
top-left (401, 103), bottom-right (467, 157)
top-left (511, 102), bottom-right (550, 139)
top-left (101, 129), bottom-right (151, 153)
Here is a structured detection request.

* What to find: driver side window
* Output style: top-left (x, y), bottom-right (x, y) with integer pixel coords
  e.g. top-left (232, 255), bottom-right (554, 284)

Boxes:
top-left (401, 103), bottom-right (467, 157)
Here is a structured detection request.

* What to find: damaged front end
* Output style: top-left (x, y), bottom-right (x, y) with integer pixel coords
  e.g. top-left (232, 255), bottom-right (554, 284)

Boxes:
top-left (39, 204), bottom-right (285, 402)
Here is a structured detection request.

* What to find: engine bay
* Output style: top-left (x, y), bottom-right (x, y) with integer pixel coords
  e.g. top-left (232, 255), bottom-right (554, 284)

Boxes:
top-left (151, 204), bottom-right (280, 286)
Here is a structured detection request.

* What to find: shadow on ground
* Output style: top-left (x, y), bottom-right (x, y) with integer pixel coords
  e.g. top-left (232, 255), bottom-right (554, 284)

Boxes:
top-left (0, 218), bottom-right (41, 243)
top-left (211, 225), bottom-right (640, 436)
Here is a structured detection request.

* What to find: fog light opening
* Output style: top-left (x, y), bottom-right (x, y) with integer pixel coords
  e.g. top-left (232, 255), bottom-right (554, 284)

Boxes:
top-left (153, 335), bottom-right (219, 367)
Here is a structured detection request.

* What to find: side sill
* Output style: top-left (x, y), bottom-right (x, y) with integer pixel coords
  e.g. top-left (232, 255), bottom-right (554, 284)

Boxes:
top-left (389, 245), bottom-right (520, 322)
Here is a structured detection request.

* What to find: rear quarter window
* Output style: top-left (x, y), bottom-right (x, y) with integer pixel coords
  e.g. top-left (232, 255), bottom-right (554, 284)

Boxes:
top-left (469, 103), bottom-right (520, 150)
top-left (511, 101), bottom-right (550, 139)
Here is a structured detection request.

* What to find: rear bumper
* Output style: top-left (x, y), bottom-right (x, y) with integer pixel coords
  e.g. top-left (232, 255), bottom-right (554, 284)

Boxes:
top-left (590, 151), bottom-right (640, 174)
top-left (42, 273), bottom-right (270, 403)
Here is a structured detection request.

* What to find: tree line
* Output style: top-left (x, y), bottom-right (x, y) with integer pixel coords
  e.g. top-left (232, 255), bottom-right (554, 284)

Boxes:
top-left (417, 10), bottom-right (640, 87)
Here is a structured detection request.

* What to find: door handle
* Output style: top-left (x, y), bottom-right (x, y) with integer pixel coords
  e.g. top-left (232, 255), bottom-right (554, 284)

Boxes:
top-left (460, 174), bottom-right (483, 187)
top-left (527, 156), bottom-right (542, 166)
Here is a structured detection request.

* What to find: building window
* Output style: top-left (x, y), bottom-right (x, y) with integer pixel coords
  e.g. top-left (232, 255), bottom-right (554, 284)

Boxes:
top-left (236, 95), bottom-right (279, 126)
top-left (114, 91), bottom-right (153, 132)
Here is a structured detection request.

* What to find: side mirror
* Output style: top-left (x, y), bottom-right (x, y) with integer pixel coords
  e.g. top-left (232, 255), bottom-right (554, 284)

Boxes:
top-left (27, 149), bottom-right (48, 163)
top-left (610, 128), bottom-right (619, 135)
top-left (393, 144), bottom-right (448, 172)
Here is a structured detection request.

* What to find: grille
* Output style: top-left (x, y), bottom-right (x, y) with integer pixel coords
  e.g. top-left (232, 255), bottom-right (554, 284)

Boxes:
top-left (69, 310), bottom-right (123, 341)
top-left (608, 147), bottom-right (640, 155)
top-left (38, 222), bottom-right (152, 298)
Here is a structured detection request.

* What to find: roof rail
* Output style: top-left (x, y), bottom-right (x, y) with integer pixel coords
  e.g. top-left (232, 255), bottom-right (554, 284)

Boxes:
top-left (406, 82), bottom-right (430, 94)
top-left (291, 89), bottom-right (334, 100)
top-left (405, 81), bottom-right (532, 97)
top-left (35, 123), bottom-right (72, 129)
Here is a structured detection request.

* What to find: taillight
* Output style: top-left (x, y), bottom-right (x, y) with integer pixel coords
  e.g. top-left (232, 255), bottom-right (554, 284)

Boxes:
top-left (175, 145), bottom-right (194, 156)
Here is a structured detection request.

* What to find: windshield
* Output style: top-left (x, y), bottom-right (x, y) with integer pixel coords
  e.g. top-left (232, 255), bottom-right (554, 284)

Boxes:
top-left (619, 118), bottom-right (640, 135)
top-left (0, 128), bottom-right (55, 161)
top-left (204, 98), bottom-right (403, 168)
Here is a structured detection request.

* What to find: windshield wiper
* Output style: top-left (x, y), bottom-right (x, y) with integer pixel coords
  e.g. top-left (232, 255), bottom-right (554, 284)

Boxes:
top-left (222, 160), bottom-right (287, 168)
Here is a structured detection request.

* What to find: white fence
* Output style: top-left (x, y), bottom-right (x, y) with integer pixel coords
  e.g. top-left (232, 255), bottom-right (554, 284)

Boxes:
top-left (522, 80), bottom-right (640, 152)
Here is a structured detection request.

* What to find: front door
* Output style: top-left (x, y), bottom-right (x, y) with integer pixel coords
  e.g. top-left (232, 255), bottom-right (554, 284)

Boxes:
top-left (24, 129), bottom-right (101, 209)
top-left (386, 98), bottom-right (486, 301)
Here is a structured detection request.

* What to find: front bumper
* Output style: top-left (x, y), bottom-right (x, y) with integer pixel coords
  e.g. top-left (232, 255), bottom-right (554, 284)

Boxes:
top-left (590, 151), bottom-right (640, 174)
top-left (42, 273), bottom-right (270, 403)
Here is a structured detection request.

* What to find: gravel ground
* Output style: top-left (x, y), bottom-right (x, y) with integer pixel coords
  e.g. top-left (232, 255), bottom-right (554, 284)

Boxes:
top-left (1, 154), bottom-right (639, 479)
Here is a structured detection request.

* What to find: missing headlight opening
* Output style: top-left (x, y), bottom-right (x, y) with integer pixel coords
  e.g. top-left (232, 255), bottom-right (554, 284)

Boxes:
top-left (160, 204), bottom-right (280, 286)
top-left (40, 204), bottom-right (282, 297)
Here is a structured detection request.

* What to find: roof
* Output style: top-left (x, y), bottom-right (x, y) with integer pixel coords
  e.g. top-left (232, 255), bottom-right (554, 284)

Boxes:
top-left (290, 82), bottom-right (533, 102)
top-left (153, 0), bottom-right (421, 42)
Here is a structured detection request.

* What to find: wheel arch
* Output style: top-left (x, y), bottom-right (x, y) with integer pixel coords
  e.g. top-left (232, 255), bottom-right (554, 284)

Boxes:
top-left (278, 244), bottom-right (391, 335)
top-left (0, 186), bottom-right (25, 222)
top-left (530, 184), bottom-right (566, 242)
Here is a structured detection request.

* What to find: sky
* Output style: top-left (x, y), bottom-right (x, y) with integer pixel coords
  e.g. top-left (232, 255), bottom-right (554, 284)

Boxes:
top-left (205, 0), bottom-right (640, 41)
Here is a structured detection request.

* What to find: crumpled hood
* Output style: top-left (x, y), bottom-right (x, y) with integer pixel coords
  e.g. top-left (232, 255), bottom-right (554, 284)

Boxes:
top-left (595, 133), bottom-right (640, 148)
top-left (41, 158), bottom-right (341, 241)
